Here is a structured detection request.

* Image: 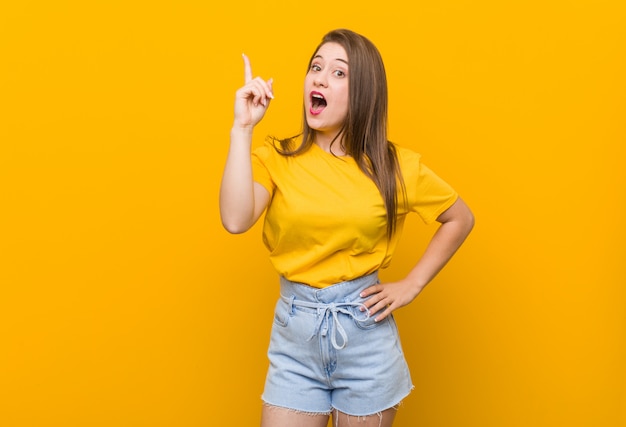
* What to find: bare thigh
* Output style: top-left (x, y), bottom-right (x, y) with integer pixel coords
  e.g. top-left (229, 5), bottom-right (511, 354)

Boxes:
top-left (332, 407), bottom-right (397, 427)
top-left (261, 404), bottom-right (330, 427)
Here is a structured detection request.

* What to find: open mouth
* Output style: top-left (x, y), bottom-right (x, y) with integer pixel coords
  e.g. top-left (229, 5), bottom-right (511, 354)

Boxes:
top-left (310, 92), bottom-right (327, 115)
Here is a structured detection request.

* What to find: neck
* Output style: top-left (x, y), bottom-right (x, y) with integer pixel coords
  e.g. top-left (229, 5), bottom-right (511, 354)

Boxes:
top-left (314, 131), bottom-right (346, 156)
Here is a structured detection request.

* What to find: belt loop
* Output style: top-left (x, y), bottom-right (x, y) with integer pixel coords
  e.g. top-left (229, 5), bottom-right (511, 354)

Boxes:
top-left (289, 295), bottom-right (296, 315)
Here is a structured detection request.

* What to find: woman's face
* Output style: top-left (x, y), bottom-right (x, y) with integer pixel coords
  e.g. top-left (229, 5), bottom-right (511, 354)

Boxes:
top-left (304, 42), bottom-right (349, 137)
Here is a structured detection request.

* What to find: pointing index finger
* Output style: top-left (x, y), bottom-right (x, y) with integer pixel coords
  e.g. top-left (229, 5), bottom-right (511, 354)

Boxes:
top-left (242, 53), bottom-right (252, 83)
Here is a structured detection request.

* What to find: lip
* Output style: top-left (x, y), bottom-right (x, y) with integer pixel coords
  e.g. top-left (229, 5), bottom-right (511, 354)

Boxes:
top-left (309, 91), bottom-right (326, 116)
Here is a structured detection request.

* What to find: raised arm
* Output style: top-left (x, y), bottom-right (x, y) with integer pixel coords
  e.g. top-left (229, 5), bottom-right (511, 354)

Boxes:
top-left (219, 54), bottom-right (274, 234)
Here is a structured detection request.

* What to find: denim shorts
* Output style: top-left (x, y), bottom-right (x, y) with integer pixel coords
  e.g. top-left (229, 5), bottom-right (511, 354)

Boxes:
top-left (261, 271), bottom-right (414, 416)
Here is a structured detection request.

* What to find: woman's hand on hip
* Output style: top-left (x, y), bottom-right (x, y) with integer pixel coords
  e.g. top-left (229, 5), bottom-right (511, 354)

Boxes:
top-left (360, 280), bottom-right (423, 322)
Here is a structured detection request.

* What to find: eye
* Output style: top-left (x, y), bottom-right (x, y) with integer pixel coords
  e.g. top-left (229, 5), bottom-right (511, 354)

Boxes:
top-left (333, 69), bottom-right (346, 78)
top-left (310, 63), bottom-right (322, 72)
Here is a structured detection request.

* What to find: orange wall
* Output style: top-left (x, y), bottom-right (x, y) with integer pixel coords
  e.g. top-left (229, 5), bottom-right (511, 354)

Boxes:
top-left (1, 1), bottom-right (625, 426)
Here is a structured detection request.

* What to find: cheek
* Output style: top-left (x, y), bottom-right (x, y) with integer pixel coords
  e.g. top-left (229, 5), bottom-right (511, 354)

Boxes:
top-left (340, 89), bottom-right (350, 111)
top-left (342, 84), bottom-right (350, 102)
top-left (303, 75), bottom-right (313, 93)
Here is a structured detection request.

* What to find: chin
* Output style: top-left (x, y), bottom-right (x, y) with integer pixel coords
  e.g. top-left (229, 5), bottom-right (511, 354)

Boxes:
top-left (305, 116), bottom-right (321, 130)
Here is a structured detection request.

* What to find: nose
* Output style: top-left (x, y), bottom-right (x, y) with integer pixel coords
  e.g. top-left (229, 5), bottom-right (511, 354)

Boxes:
top-left (314, 74), bottom-right (327, 87)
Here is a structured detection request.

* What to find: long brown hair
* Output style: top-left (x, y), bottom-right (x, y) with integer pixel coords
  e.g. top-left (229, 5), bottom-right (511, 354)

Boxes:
top-left (272, 29), bottom-right (406, 238)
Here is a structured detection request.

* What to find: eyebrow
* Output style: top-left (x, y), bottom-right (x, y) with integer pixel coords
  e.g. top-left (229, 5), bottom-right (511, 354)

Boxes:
top-left (313, 54), bottom-right (348, 65)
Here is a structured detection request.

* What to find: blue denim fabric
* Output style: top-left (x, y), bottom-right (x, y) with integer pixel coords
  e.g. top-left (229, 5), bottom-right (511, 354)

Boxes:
top-left (261, 271), bottom-right (414, 416)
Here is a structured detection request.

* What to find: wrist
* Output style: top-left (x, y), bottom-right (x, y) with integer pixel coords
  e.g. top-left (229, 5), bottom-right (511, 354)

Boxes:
top-left (231, 122), bottom-right (254, 135)
top-left (404, 274), bottom-right (428, 294)
top-left (230, 125), bottom-right (254, 146)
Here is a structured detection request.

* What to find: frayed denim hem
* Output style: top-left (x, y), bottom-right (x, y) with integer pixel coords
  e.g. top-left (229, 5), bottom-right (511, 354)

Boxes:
top-left (262, 402), bottom-right (332, 417)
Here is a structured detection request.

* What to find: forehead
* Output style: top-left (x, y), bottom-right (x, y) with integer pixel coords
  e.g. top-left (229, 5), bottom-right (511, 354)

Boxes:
top-left (314, 42), bottom-right (348, 64)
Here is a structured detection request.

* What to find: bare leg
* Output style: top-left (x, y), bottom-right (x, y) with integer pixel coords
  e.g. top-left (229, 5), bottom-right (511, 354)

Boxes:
top-left (261, 404), bottom-right (330, 427)
top-left (332, 407), bottom-right (398, 427)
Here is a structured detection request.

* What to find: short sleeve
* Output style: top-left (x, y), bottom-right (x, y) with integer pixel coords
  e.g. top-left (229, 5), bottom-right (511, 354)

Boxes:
top-left (251, 142), bottom-right (276, 194)
top-left (398, 147), bottom-right (458, 224)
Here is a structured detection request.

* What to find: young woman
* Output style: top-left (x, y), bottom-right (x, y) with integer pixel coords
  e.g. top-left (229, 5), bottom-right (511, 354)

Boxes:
top-left (220, 29), bottom-right (474, 427)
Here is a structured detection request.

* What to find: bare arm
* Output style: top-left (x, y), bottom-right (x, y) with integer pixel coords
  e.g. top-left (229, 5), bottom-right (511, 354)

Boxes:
top-left (219, 54), bottom-right (273, 234)
top-left (361, 197), bottom-right (475, 321)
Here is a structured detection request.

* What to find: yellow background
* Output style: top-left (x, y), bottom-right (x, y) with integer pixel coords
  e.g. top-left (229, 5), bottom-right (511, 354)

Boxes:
top-left (1, 1), bottom-right (625, 426)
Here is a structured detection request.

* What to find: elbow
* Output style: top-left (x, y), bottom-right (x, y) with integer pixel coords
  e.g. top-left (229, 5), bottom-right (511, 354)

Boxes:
top-left (449, 197), bottom-right (475, 238)
top-left (463, 207), bottom-right (475, 237)
top-left (466, 209), bottom-right (476, 230)
top-left (220, 212), bottom-right (254, 234)
top-left (221, 219), bottom-right (252, 234)
top-left (219, 204), bottom-right (255, 234)
top-left (439, 197), bottom-right (475, 236)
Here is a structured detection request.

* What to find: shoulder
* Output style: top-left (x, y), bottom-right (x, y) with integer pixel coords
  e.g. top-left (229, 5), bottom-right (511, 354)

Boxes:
top-left (253, 136), bottom-right (306, 162)
top-left (393, 143), bottom-right (423, 171)
top-left (252, 138), bottom-right (277, 161)
top-left (392, 143), bottom-right (445, 187)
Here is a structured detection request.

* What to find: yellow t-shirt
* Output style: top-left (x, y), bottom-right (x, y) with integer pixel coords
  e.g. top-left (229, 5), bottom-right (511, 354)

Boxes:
top-left (252, 140), bottom-right (458, 288)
